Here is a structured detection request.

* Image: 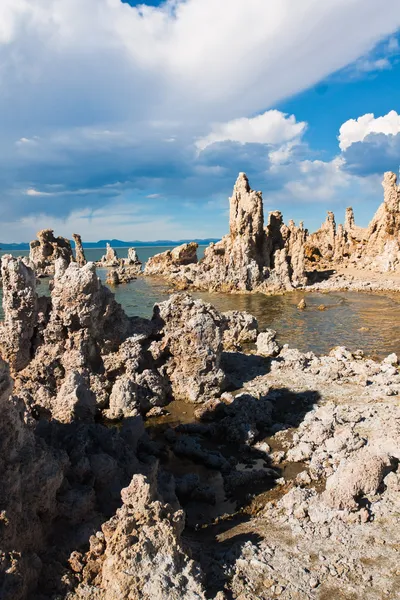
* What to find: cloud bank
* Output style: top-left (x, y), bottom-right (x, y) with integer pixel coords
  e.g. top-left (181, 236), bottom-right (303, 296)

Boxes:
top-left (0, 0), bottom-right (400, 240)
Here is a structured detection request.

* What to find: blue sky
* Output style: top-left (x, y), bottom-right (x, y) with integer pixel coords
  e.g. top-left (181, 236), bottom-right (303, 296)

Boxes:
top-left (0, 0), bottom-right (400, 242)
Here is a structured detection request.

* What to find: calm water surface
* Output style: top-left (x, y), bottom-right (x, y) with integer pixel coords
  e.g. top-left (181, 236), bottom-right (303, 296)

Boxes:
top-left (1, 246), bottom-right (399, 359)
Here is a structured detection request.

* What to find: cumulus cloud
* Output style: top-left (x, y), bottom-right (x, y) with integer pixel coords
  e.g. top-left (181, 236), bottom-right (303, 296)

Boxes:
top-left (1, 0), bottom-right (400, 239)
top-left (196, 110), bottom-right (306, 151)
top-left (339, 110), bottom-right (400, 150)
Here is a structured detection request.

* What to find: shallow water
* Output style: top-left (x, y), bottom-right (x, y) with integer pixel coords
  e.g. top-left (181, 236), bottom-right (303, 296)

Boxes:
top-left (1, 245), bottom-right (400, 359)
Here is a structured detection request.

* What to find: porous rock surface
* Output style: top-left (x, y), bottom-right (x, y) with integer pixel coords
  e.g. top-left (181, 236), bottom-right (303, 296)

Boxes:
top-left (2, 252), bottom-right (400, 599)
top-left (29, 229), bottom-right (74, 276)
top-left (143, 174), bottom-right (307, 292)
top-left (306, 171), bottom-right (400, 274)
top-left (68, 470), bottom-right (205, 600)
top-left (72, 233), bottom-right (87, 267)
top-left (103, 246), bottom-right (142, 285)
top-left (144, 242), bottom-right (198, 278)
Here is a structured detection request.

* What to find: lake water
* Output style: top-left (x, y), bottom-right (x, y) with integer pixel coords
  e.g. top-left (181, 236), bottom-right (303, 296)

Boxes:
top-left (1, 245), bottom-right (400, 359)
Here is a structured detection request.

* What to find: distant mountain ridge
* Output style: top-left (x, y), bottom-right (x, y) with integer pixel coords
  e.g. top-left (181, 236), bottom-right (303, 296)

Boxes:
top-left (0, 238), bottom-right (220, 251)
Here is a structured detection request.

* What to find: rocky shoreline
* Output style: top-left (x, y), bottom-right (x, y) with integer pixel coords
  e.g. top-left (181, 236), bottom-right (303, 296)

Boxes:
top-left (0, 253), bottom-right (399, 599)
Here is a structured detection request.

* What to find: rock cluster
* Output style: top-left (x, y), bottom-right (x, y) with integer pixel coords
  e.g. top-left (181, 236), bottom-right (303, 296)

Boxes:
top-left (0, 259), bottom-right (253, 422)
top-left (1, 251), bottom-right (400, 599)
top-left (99, 243), bottom-right (119, 267)
top-left (144, 174), bottom-right (307, 292)
top-left (306, 171), bottom-right (400, 272)
top-left (105, 247), bottom-right (142, 285)
top-left (29, 229), bottom-right (74, 276)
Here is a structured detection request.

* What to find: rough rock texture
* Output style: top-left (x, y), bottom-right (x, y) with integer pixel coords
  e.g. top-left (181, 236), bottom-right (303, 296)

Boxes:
top-left (0, 358), bottom-right (64, 600)
top-left (221, 310), bottom-right (258, 349)
top-left (144, 242), bottom-right (198, 277)
top-left (68, 470), bottom-right (206, 600)
top-left (0, 259), bottom-right (236, 417)
top-left (72, 234), bottom-right (87, 267)
top-left (256, 329), bottom-right (281, 357)
top-left (0, 256), bottom-right (38, 372)
top-left (29, 229), bottom-right (73, 276)
top-left (143, 174), bottom-right (306, 292)
top-left (99, 243), bottom-right (119, 267)
top-left (151, 294), bottom-right (225, 403)
top-left (306, 171), bottom-right (400, 273)
top-left (104, 248), bottom-right (142, 285)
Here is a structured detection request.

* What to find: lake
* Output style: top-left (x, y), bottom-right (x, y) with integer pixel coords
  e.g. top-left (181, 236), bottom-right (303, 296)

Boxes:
top-left (1, 245), bottom-right (399, 359)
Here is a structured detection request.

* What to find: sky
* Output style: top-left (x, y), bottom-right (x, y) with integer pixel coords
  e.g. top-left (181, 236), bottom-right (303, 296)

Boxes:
top-left (1, 1), bottom-right (400, 242)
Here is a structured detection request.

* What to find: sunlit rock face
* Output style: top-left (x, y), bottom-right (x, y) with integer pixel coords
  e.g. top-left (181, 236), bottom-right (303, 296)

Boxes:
top-left (0, 256), bottom-right (38, 372)
top-left (29, 229), bottom-right (73, 276)
top-left (305, 171), bottom-right (400, 272)
top-left (72, 233), bottom-right (87, 267)
top-left (144, 242), bottom-right (198, 277)
top-left (145, 173), bottom-right (306, 292)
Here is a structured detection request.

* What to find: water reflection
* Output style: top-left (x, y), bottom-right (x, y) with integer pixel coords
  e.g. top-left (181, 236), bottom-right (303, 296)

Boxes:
top-left (1, 247), bottom-right (400, 359)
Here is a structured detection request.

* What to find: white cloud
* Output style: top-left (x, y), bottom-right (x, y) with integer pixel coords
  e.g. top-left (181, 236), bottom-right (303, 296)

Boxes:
top-left (1, 0), bottom-right (400, 239)
top-left (196, 110), bottom-right (306, 151)
top-left (339, 110), bottom-right (400, 150)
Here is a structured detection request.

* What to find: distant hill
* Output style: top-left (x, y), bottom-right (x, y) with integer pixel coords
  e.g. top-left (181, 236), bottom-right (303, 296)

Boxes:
top-left (0, 238), bottom-right (219, 251)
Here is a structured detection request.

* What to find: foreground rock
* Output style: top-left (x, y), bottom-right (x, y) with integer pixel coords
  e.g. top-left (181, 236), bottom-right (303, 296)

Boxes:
top-left (29, 229), bottom-right (73, 276)
top-left (1, 252), bottom-right (400, 599)
top-left (69, 471), bottom-right (205, 600)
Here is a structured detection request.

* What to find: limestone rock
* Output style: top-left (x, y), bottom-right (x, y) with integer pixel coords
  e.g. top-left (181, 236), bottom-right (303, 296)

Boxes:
top-left (306, 172), bottom-right (400, 273)
top-left (221, 310), bottom-right (258, 349)
top-left (69, 472), bottom-right (206, 600)
top-left (0, 358), bottom-right (65, 600)
top-left (29, 229), bottom-right (73, 276)
top-left (72, 233), bottom-right (87, 267)
top-left (143, 174), bottom-right (306, 292)
top-left (151, 293), bottom-right (225, 402)
top-left (145, 242), bottom-right (198, 276)
top-left (256, 330), bottom-right (281, 357)
top-left (100, 243), bottom-right (119, 267)
top-left (323, 450), bottom-right (392, 511)
top-left (0, 256), bottom-right (38, 372)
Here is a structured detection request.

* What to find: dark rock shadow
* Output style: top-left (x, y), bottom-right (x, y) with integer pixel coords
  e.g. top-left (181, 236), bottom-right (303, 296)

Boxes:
top-left (146, 386), bottom-right (321, 598)
top-left (306, 268), bottom-right (336, 284)
top-left (221, 350), bottom-right (272, 388)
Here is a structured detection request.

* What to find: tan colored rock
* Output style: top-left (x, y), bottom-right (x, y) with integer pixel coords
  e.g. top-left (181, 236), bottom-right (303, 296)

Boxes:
top-left (145, 242), bottom-right (198, 276)
top-left (100, 243), bottom-right (119, 267)
top-left (297, 298), bottom-right (306, 310)
top-left (256, 330), bottom-right (281, 357)
top-left (0, 358), bottom-right (65, 600)
top-left (151, 293), bottom-right (225, 402)
top-left (29, 229), bottom-right (73, 276)
top-left (72, 233), bottom-right (87, 267)
top-left (323, 451), bottom-right (392, 511)
top-left (221, 310), bottom-right (258, 349)
top-left (105, 248), bottom-right (142, 285)
top-left (69, 472), bottom-right (206, 600)
top-left (306, 172), bottom-right (400, 273)
top-left (0, 256), bottom-right (38, 372)
top-left (143, 174), bottom-right (306, 292)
